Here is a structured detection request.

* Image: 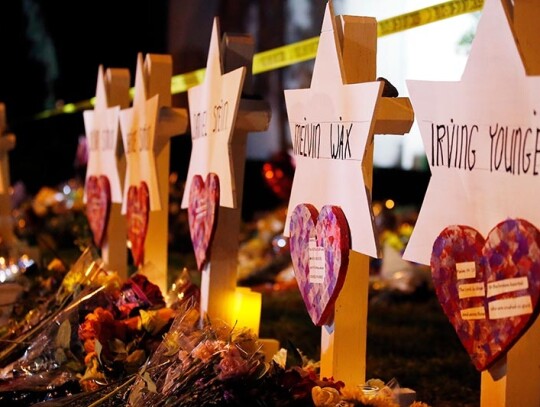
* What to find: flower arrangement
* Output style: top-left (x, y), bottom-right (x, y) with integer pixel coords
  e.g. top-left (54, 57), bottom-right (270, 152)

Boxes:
top-left (78, 273), bottom-right (175, 391)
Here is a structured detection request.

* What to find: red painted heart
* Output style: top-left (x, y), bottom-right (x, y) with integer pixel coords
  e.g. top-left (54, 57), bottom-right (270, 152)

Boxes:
top-left (289, 203), bottom-right (350, 326)
top-left (85, 175), bottom-right (112, 248)
top-left (126, 182), bottom-right (150, 267)
top-left (431, 218), bottom-right (540, 371)
top-left (188, 173), bottom-right (220, 271)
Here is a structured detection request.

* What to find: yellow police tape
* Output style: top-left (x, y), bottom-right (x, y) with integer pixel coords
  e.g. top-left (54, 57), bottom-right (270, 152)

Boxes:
top-left (37, 0), bottom-right (483, 119)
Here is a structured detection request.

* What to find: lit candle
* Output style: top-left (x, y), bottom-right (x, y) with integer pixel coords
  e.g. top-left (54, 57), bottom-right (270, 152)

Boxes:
top-left (233, 287), bottom-right (262, 336)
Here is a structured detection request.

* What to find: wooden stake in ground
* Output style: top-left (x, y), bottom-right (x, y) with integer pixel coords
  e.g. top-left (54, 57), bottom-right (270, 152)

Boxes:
top-left (83, 65), bottom-right (130, 278)
top-left (120, 53), bottom-right (188, 292)
top-left (284, 2), bottom-right (413, 386)
top-left (0, 104), bottom-right (15, 251)
top-left (181, 19), bottom-right (270, 326)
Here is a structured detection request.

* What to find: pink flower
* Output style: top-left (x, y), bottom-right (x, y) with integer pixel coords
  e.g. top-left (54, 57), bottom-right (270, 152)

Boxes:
top-left (192, 340), bottom-right (224, 362)
top-left (217, 347), bottom-right (251, 380)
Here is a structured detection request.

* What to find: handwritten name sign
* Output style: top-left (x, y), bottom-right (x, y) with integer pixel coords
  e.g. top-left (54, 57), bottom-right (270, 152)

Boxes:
top-left (428, 117), bottom-right (540, 176)
top-left (292, 117), bottom-right (366, 162)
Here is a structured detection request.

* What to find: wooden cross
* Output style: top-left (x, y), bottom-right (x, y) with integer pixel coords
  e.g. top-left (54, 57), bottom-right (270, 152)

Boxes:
top-left (181, 19), bottom-right (270, 326)
top-left (319, 13), bottom-right (413, 386)
top-left (284, 2), bottom-right (413, 387)
top-left (120, 53), bottom-right (188, 293)
top-left (480, 3), bottom-right (540, 406)
top-left (0, 104), bottom-right (15, 250)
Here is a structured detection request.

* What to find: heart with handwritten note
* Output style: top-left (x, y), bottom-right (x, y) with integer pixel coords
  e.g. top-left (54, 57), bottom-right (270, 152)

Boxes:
top-left (289, 203), bottom-right (350, 326)
top-left (126, 182), bottom-right (150, 267)
top-left (431, 218), bottom-right (540, 371)
top-left (86, 175), bottom-right (111, 248)
top-left (188, 173), bottom-right (220, 271)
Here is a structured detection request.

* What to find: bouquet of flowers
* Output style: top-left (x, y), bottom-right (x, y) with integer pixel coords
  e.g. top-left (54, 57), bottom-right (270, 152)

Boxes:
top-left (78, 272), bottom-right (175, 392)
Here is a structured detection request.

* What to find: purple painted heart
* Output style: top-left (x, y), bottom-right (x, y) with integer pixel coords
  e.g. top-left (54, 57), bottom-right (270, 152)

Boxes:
top-left (188, 173), bottom-right (220, 271)
top-left (431, 218), bottom-right (540, 371)
top-left (289, 203), bottom-right (350, 326)
top-left (85, 175), bottom-right (112, 248)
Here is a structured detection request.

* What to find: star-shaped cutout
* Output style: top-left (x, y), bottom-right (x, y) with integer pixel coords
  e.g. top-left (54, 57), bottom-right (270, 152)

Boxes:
top-left (84, 65), bottom-right (124, 203)
top-left (181, 18), bottom-right (246, 209)
top-left (120, 53), bottom-right (161, 213)
top-left (404, 0), bottom-right (540, 264)
top-left (283, 2), bottom-right (383, 258)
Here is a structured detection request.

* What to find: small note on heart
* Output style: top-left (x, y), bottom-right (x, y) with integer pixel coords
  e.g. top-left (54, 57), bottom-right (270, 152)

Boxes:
top-left (126, 182), bottom-right (150, 267)
top-left (431, 218), bottom-right (540, 371)
top-left (85, 175), bottom-right (112, 248)
top-left (188, 173), bottom-right (220, 271)
top-left (289, 203), bottom-right (350, 326)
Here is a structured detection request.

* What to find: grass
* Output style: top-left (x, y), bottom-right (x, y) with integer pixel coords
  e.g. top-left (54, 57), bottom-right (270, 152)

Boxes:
top-left (260, 288), bottom-right (480, 406)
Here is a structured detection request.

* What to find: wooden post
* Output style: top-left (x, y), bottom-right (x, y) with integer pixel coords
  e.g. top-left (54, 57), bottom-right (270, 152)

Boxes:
top-left (479, 2), bottom-right (540, 406)
top-left (0, 105), bottom-right (15, 251)
top-left (320, 15), bottom-right (413, 385)
top-left (143, 54), bottom-right (188, 293)
top-left (200, 34), bottom-right (271, 326)
top-left (100, 69), bottom-right (130, 279)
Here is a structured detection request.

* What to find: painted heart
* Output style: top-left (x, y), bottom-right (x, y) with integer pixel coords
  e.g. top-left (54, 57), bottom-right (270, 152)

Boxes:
top-left (126, 182), bottom-right (150, 267)
top-left (431, 218), bottom-right (540, 371)
top-left (85, 175), bottom-right (112, 248)
top-left (188, 173), bottom-right (220, 271)
top-left (289, 203), bottom-right (350, 326)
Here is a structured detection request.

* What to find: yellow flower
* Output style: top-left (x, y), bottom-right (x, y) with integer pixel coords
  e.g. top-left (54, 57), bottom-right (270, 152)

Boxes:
top-left (312, 386), bottom-right (342, 407)
top-left (340, 385), bottom-right (400, 407)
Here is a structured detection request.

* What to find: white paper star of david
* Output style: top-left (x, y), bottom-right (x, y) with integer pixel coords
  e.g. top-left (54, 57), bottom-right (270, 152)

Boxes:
top-left (283, 2), bottom-right (383, 258)
top-left (119, 53), bottom-right (161, 213)
top-left (404, 0), bottom-right (540, 264)
top-left (84, 65), bottom-right (124, 203)
top-left (181, 18), bottom-right (246, 209)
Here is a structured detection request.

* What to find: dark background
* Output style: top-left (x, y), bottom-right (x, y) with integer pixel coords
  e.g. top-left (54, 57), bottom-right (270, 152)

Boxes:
top-left (0, 0), bottom-right (429, 215)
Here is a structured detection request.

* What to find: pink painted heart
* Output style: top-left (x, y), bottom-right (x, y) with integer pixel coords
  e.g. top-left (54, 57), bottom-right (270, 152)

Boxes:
top-left (431, 218), bottom-right (540, 371)
top-left (126, 182), bottom-right (150, 267)
top-left (289, 203), bottom-right (350, 326)
top-left (188, 173), bottom-right (220, 271)
top-left (85, 175), bottom-right (111, 248)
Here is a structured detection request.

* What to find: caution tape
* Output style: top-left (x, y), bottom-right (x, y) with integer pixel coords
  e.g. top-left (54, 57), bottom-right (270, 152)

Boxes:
top-left (377, 0), bottom-right (484, 37)
top-left (35, 0), bottom-right (483, 119)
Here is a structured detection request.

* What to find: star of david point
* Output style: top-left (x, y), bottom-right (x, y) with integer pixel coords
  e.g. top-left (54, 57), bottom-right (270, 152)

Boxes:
top-left (180, 17), bottom-right (246, 210)
top-left (310, 2), bottom-right (346, 90)
top-left (283, 2), bottom-right (382, 258)
top-left (206, 18), bottom-right (223, 79)
top-left (133, 53), bottom-right (150, 107)
top-left (403, 0), bottom-right (540, 265)
top-left (94, 65), bottom-right (108, 111)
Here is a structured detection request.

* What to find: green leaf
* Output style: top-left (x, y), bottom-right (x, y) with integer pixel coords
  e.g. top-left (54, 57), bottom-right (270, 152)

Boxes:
top-left (108, 338), bottom-right (127, 355)
top-left (55, 319), bottom-right (71, 349)
top-left (54, 348), bottom-right (67, 364)
top-left (285, 340), bottom-right (303, 368)
top-left (142, 372), bottom-right (157, 393)
top-left (95, 339), bottom-right (103, 364)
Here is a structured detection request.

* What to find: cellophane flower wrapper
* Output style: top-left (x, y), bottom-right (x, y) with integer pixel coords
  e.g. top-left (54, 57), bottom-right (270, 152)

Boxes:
top-left (0, 247), bottom-right (116, 369)
top-left (0, 285), bottom-right (112, 404)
